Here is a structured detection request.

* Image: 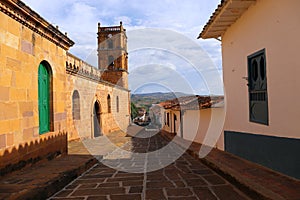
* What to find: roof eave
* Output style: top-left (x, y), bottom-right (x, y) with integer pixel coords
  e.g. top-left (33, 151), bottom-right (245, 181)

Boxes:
top-left (198, 0), bottom-right (256, 39)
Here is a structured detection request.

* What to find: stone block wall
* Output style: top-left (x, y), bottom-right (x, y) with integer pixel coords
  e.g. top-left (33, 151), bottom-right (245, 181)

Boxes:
top-left (0, 10), bottom-right (69, 147)
top-left (0, 0), bottom-right (130, 173)
top-left (66, 54), bottom-right (130, 141)
top-left (0, 0), bottom-right (73, 172)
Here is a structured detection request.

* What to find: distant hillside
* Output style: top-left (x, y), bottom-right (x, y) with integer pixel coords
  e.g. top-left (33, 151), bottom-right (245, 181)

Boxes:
top-left (131, 92), bottom-right (192, 110)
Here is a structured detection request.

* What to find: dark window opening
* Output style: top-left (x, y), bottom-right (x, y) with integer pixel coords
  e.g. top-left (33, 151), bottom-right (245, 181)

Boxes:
top-left (173, 114), bottom-right (177, 134)
top-left (116, 96), bottom-right (119, 113)
top-left (107, 94), bottom-right (111, 113)
top-left (108, 55), bottom-right (114, 70)
top-left (167, 113), bottom-right (170, 126)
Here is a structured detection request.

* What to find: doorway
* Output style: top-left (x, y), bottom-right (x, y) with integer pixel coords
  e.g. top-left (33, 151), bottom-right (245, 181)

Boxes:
top-left (93, 101), bottom-right (101, 137)
top-left (38, 61), bottom-right (53, 134)
top-left (173, 114), bottom-right (177, 134)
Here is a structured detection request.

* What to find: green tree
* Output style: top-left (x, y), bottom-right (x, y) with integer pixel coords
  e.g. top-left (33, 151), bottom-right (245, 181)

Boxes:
top-left (131, 102), bottom-right (138, 119)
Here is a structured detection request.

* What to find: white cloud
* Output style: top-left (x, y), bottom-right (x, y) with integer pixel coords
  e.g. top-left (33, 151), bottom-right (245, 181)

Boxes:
top-left (129, 64), bottom-right (195, 94)
top-left (114, 16), bottom-right (132, 26)
top-left (22, 0), bottom-right (223, 94)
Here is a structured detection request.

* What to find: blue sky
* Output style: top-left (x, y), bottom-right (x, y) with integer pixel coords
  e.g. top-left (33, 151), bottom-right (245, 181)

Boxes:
top-left (23, 0), bottom-right (223, 95)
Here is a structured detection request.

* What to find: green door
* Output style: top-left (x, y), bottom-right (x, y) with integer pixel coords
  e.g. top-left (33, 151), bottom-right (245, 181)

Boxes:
top-left (38, 63), bottom-right (50, 134)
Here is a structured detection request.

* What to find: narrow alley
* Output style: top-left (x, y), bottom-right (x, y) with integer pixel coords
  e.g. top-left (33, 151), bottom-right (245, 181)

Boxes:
top-left (49, 129), bottom-right (250, 200)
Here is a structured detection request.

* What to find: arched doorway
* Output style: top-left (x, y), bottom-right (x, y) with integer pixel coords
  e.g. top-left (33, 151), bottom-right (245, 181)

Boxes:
top-left (93, 101), bottom-right (101, 137)
top-left (38, 61), bottom-right (53, 134)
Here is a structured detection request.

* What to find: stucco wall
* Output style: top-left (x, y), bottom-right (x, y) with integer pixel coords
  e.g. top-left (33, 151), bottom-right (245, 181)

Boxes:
top-left (222, 0), bottom-right (300, 139)
top-left (182, 108), bottom-right (224, 150)
top-left (162, 107), bottom-right (225, 150)
top-left (162, 110), bottom-right (180, 134)
top-left (162, 109), bottom-right (172, 133)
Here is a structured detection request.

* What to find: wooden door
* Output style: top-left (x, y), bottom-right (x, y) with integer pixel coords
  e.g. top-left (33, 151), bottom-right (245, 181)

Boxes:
top-left (38, 63), bottom-right (50, 134)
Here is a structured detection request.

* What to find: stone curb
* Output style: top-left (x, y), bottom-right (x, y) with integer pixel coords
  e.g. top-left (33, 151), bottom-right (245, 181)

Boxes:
top-left (1, 156), bottom-right (98, 200)
top-left (24, 158), bottom-right (98, 200)
top-left (186, 148), bottom-right (269, 200)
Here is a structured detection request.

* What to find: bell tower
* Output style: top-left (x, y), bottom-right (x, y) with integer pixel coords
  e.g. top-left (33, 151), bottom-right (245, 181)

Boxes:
top-left (97, 21), bottom-right (128, 89)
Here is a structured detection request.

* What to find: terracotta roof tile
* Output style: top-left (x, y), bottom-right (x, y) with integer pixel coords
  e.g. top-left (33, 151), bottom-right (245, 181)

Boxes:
top-left (160, 95), bottom-right (224, 111)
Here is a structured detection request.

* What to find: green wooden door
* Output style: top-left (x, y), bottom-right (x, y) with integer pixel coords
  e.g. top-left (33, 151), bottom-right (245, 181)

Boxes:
top-left (38, 63), bottom-right (50, 134)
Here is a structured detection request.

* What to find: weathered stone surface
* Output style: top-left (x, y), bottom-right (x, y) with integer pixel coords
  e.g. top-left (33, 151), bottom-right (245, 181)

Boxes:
top-left (0, 102), bottom-right (18, 120)
top-left (145, 189), bottom-right (166, 200)
top-left (0, 86), bottom-right (9, 101)
top-left (71, 187), bottom-right (125, 196)
top-left (203, 175), bottom-right (226, 185)
top-left (110, 194), bottom-right (141, 200)
top-left (86, 196), bottom-right (107, 200)
top-left (165, 188), bottom-right (193, 197)
top-left (193, 187), bottom-right (217, 199)
top-left (122, 180), bottom-right (143, 186)
top-left (0, 134), bottom-right (6, 149)
top-left (129, 186), bottom-right (143, 193)
top-left (212, 185), bottom-right (249, 200)
top-left (48, 132), bottom-right (251, 200)
top-left (146, 181), bottom-right (175, 188)
top-left (21, 40), bottom-right (33, 55)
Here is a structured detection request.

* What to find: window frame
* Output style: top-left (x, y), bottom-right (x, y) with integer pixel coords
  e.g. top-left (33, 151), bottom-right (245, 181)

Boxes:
top-left (72, 90), bottom-right (81, 120)
top-left (247, 48), bottom-right (269, 125)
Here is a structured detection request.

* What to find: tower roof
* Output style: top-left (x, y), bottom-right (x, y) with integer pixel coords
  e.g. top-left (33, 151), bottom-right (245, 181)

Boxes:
top-left (98, 21), bottom-right (126, 33)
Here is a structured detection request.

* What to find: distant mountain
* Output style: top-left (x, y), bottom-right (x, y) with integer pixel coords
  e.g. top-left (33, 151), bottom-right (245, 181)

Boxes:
top-left (131, 92), bottom-right (193, 109)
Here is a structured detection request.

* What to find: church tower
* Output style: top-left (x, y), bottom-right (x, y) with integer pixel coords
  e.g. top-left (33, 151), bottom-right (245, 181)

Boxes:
top-left (97, 22), bottom-right (128, 89)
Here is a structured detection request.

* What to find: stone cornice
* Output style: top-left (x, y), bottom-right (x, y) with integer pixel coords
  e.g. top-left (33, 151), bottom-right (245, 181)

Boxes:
top-left (0, 0), bottom-right (74, 50)
top-left (66, 66), bottom-right (130, 92)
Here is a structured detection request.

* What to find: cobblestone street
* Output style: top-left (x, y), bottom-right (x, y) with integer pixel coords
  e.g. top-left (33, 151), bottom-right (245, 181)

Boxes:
top-left (50, 129), bottom-right (250, 200)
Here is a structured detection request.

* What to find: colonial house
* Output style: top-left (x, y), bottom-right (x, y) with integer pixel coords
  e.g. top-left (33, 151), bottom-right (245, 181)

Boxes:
top-left (198, 0), bottom-right (300, 179)
top-left (0, 0), bottom-right (130, 175)
top-left (160, 96), bottom-right (224, 149)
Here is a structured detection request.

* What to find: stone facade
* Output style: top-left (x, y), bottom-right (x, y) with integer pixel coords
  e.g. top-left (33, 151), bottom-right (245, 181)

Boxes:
top-left (66, 53), bottom-right (130, 140)
top-left (0, 0), bottom-right (130, 173)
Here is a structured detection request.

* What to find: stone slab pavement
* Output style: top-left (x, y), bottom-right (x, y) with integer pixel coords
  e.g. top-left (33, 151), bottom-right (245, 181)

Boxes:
top-left (1, 125), bottom-right (300, 199)
top-left (49, 128), bottom-right (251, 200)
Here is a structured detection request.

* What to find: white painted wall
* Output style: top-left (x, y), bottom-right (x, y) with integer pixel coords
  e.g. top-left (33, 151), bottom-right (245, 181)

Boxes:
top-left (182, 108), bottom-right (225, 150)
top-left (162, 107), bottom-right (225, 150)
top-left (222, 0), bottom-right (300, 139)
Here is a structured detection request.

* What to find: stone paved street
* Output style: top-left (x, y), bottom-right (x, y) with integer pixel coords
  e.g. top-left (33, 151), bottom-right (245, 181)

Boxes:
top-left (49, 129), bottom-right (251, 200)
